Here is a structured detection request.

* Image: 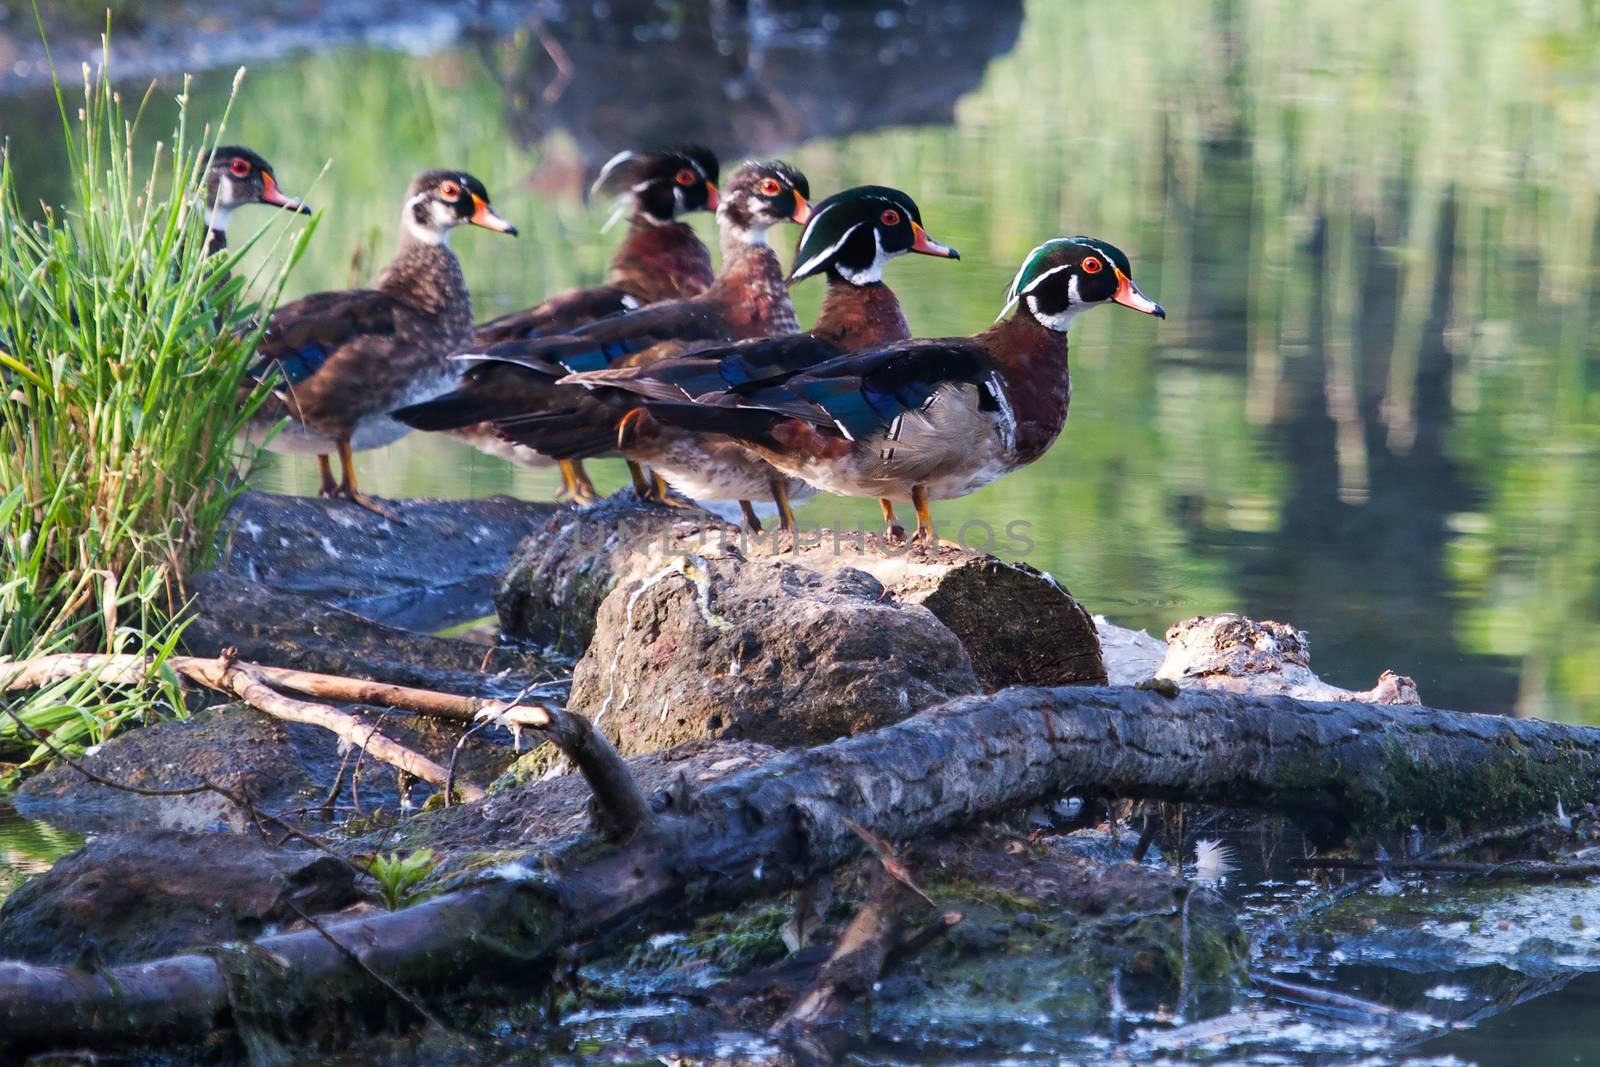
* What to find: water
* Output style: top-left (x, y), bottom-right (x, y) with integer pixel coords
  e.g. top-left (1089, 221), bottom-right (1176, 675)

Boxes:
top-left (3, 0), bottom-right (1600, 1059)
top-left (6, 0), bottom-right (1599, 720)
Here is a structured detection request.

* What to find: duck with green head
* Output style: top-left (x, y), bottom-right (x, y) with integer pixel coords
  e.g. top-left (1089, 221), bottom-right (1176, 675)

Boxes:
top-left (629, 236), bottom-right (1164, 541)
top-left (557, 184), bottom-right (960, 530)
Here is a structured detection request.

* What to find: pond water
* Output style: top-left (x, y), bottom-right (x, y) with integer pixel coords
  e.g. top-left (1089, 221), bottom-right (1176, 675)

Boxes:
top-left (3, 0), bottom-right (1600, 1060)
top-left (6, 0), bottom-right (1599, 723)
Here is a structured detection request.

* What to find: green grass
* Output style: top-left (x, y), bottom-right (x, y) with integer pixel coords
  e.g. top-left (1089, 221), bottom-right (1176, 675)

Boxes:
top-left (0, 44), bottom-right (310, 782)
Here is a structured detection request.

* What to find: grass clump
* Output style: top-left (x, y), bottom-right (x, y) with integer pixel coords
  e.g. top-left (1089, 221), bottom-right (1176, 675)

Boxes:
top-left (0, 43), bottom-right (309, 783)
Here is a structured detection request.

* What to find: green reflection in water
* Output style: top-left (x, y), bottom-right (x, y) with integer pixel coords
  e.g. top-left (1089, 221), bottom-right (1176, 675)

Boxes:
top-left (4, 0), bottom-right (1598, 722)
top-left (0, 799), bottom-right (83, 903)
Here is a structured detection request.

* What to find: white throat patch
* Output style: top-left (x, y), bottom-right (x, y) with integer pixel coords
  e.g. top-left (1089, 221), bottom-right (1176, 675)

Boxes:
top-left (402, 192), bottom-right (450, 246)
top-left (834, 229), bottom-right (891, 286)
top-left (719, 195), bottom-right (771, 247)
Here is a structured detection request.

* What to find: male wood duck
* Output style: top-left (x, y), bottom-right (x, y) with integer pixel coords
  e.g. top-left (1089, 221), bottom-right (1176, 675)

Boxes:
top-left (241, 170), bottom-right (516, 518)
top-left (559, 185), bottom-right (960, 533)
top-left (390, 160), bottom-right (811, 500)
top-left (202, 146), bottom-right (310, 255)
top-left (459, 146), bottom-right (719, 497)
top-left (630, 237), bottom-right (1164, 541)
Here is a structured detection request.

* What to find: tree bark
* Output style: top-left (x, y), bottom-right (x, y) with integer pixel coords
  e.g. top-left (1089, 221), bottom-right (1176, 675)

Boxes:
top-left (3, 684), bottom-right (1599, 1055)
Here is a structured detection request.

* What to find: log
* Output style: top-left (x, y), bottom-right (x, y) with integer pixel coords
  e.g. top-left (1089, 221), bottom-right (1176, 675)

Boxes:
top-left (3, 684), bottom-right (1599, 1054)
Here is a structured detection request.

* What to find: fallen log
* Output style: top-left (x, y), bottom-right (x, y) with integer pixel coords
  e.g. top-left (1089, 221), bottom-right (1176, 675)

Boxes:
top-left (3, 683), bottom-right (1599, 1054)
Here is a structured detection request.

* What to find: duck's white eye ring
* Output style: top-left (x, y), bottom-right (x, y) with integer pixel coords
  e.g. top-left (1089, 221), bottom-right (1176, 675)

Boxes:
top-left (439, 181), bottom-right (462, 201)
top-left (880, 208), bottom-right (900, 226)
top-left (1081, 256), bottom-right (1103, 274)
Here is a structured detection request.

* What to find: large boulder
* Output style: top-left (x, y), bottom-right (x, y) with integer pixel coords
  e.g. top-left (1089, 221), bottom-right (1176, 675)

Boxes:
top-left (496, 501), bottom-right (1106, 754)
top-left (0, 829), bottom-right (361, 965)
top-left (570, 548), bottom-right (982, 754)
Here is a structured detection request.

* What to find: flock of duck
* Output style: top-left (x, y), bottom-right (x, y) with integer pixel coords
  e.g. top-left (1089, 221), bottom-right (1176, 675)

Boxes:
top-left (211, 144), bottom-right (1165, 542)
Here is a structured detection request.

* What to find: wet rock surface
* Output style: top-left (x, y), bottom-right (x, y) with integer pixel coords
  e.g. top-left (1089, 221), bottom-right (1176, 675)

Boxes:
top-left (0, 828), bottom-right (361, 965)
top-left (495, 495), bottom-right (692, 656)
top-left (184, 571), bottom-right (554, 698)
top-left (217, 490), bottom-right (557, 631)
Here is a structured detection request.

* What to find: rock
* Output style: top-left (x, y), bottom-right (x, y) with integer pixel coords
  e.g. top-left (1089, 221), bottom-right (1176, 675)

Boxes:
top-left (495, 500), bottom-right (1104, 753)
top-left (568, 543), bottom-right (982, 754)
top-left (184, 572), bottom-right (557, 698)
top-left (495, 495), bottom-right (695, 655)
top-left (1095, 617), bottom-right (1170, 685)
top-left (218, 490), bottom-right (558, 631)
top-left (14, 704), bottom-right (312, 831)
top-left (801, 536), bottom-right (1104, 688)
top-left (1156, 614), bottom-right (1421, 704)
top-left (0, 829), bottom-right (361, 965)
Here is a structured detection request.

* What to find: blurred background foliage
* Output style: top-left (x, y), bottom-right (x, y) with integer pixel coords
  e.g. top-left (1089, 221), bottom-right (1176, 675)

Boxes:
top-left (2, 0), bottom-right (1597, 719)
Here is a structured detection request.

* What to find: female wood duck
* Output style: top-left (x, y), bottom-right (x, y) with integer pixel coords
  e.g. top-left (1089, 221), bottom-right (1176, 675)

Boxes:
top-left (559, 185), bottom-right (960, 533)
top-left (242, 170), bottom-right (516, 518)
top-left (458, 146), bottom-right (718, 498)
top-left (475, 146), bottom-right (719, 343)
top-left (632, 237), bottom-right (1164, 542)
top-left (391, 160), bottom-right (811, 500)
top-left (202, 146), bottom-right (310, 255)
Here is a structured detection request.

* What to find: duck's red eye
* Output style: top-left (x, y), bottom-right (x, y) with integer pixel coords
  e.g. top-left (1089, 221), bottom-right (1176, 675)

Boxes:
top-left (228, 158), bottom-right (251, 177)
top-left (675, 168), bottom-right (697, 186)
top-left (439, 181), bottom-right (461, 202)
top-left (880, 208), bottom-right (901, 226)
top-left (1081, 256), bottom-right (1103, 274)
top-left (758, 177), bottom-right (782, 196)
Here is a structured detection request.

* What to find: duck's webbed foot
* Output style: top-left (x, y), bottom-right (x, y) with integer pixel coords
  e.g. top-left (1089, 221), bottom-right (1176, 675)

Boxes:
top-left (333, 439), bottom-right (405, 524)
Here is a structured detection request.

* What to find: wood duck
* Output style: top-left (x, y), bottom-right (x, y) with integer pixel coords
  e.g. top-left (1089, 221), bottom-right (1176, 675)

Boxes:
top-left (390, 160), bottom-right (811, 500)
top-left (202, 146), bottom-right (310, 255)
top-left (559, 185), bottom-right (960, 533)
top-left (241, 170), bottom-right (516, 518)
top-left (631, 237), bottom-right (1164, 542)
top-left (458, 146), bottom-right (719, 496)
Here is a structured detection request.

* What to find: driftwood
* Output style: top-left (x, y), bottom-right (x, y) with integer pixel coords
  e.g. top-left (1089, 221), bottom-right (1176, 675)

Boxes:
top-left (2, 683), bottom-right (1599, 1054)
top-left (2, 652), bottom-right (588, 805)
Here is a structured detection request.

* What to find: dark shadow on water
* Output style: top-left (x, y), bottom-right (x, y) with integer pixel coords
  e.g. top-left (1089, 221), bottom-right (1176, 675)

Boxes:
top-left (492, 0), bottom-right (1024, 164)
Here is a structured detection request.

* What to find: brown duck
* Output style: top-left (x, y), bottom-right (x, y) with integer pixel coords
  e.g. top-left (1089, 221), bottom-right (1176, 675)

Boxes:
top-left (241, 170), bottom-right (516, 518)
top-left (391, 160), bottom-right (811, 500)
top-left (560, 185), bottom-right (960, 533)
top-left (459, 146), bottom-right (719, 498)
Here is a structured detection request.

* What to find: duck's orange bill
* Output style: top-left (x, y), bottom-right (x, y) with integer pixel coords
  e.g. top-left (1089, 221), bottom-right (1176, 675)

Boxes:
top-left (260, 172), bottom-right (311, 214)
top-left (789, 191), bottom-right (813, 225)
top-left (1113, 269), bottom-right (1165, 318)
top-left (704, 181), bottom-right (720, 211)
top-left (910, 222), bottom-right (959, 259)
top-left (470, 194), bottom-right (519, 235)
